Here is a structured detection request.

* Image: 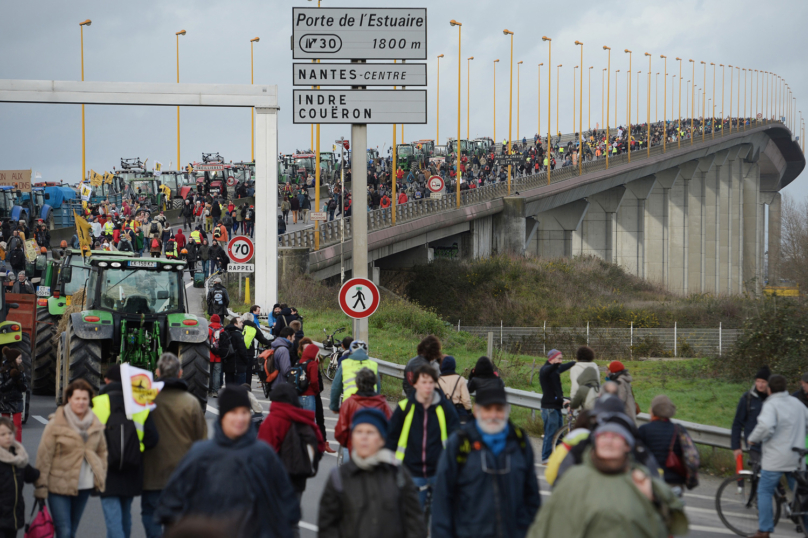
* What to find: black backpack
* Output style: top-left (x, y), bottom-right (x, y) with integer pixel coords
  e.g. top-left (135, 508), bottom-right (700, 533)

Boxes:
top-left (149, 222), bottom-right (158, 235)
top-left (286, 362), bottom-right (310, 394)
top-left (103, 393), bottom-right (141, 472)
top-left (279, 421), bottom-right (320, 478)
top-left (214, 329), bottom-right (235, 360)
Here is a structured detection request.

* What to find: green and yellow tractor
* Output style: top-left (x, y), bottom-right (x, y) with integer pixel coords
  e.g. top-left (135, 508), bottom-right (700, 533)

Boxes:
top-left (55, 255), bottom-right (210, 405)
top-left (34, 249), bottom-right (135, 396)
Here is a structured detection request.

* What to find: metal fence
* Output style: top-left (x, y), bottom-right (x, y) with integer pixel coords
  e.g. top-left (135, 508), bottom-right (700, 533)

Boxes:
top-left (460, 324), bottom-right (741, 359)
top-left (279, 119), bottom-right (785, 250)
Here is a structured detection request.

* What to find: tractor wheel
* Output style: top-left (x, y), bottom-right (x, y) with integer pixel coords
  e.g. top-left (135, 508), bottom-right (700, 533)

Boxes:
top-left (33, 307), bottom-right (58, 395)
top-left (179, 342), bottom-right (211, 408)
top-left (66, 319), bottom-right (102, 396)
top-left (173, 198), bottom-right (183, 209)
top-left (5, 333), bottom-right (33, 424)
top-left (55, 331), bottom-right (66, 406)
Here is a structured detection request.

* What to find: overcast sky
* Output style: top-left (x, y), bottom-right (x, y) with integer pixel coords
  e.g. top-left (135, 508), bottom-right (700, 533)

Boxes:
top-left (2, 0), bottom-right (806, 198)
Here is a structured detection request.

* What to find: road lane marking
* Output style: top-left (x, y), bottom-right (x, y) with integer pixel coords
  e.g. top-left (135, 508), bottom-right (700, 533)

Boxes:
top-left (299, 522), bottom-right (318, 532)
top-left (206, 405), bottom-right (219, 415)
top-left (32, 415), bottom-right (49, 425)
top-left (687, 524), bottom-right (737, 536)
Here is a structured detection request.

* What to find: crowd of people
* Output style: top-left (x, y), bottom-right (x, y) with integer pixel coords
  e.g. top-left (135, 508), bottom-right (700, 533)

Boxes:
top-left (2, 315), bottom-right (808, 537)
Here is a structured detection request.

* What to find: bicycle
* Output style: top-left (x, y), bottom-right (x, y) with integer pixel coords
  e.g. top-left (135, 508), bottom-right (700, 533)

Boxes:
top-left (418, 482), bottom-right (434, 532)
top-left (320, 327), bottom-right (346, 381)
top-left (715, 447), bottom-right (808, 537)
top-left (551, 402), bottom-right (577, 449)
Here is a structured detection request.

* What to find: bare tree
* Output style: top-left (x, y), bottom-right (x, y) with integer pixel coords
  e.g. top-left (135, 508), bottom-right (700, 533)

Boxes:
top-left (779, 194), bottom-right (808, 290)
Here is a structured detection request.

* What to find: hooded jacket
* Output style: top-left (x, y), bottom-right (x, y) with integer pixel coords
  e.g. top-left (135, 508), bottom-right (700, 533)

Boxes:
top-left (570, 361), bottom-right (600, 400)
top-left (608, 369), bottom-right (637, 424)
top-left (142, 377), bottom-right (207, 491)
top-left (223, 324), bottom-right (251, 374)
top-left (432, 421), bottom-right (541, 538)
top-left (748, 391), bottom-right (808, 472)
top-left (570, 367), bottom-right (601, 411)
top-left (298, 343), bottom-right (321, 396)
top-left (0, 441), bottom-right (39, 531)
top-left (334, 391), bottom-right (393, 453)
top-left (329, 348), bottom-right (379, 413)
top-left (156, 420), bottom-right (300, 538)
top-left (269, 337), bottom-right (293, 389)
top-left (466, 358), bottom-right (505, 396)
top-left (539, 360), bottom-right (576, 410)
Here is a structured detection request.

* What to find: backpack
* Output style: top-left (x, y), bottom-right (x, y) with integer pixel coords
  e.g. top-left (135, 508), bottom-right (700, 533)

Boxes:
top-left (279, 421), bottom-right (320, 478)
top-left (286, 362), bottom-right (310, 394)
top-left (149, 222), bottom-right (158, 235)
top-left (103, 394), bottom-right (141, 472)
top-left (259, 348), bottom-right (278, 383)
top-left (583, 385), bottom-right (599, 410)
top-left (210, 327), bottom-right (233, 359)
top-left (211, 288), bottom-right (225, 306)
top-left (150, 238), bottom-right (159, 249)
top-left (24, 500), bottom-right (54, 538)
top-left (327, 199), bottom-right (337, 211)
top-left (676, 426), bottom-right (700, 489)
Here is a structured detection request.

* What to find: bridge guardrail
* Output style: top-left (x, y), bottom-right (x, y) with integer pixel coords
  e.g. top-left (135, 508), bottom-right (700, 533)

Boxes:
top-left (371, 354), bottom-right (732, 449)
top-left (282, 119), bottom-right (785, 250)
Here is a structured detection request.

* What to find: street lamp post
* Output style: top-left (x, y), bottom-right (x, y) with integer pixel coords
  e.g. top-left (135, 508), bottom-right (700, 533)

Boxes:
top-left (589, 66), bottom-right (593, 132)
top-left (574, 66), bottom-right (578, 139)
top-left (437, 54), bottom-right (444, 142)
top-left (575, 40), bottom-right (583, 175)
top-left (602, 68), bottom-right (606, 135)
top-left (503, 29), bottom-right (514, 194)
top-left (542, 36), bottom-right (552, 184)
top-left (625, 49), bottom-right (632, 162)
top-left (451, 20), bottom-right (462, 207)
top-left (517, 60), bottom-right (523, 140)
top-left (676, 58), bottom-right (682, 148)
top-left (743, 69), bottom-right (747, 130)
top-left (645, 52), bottom-right (651, 157)
top-left (636, 70), bottom-right (641, 128)
top-left (604, 46), bottom-right (611, 169)
top-left (176, 29), bottom-right (186, 171)
top-left (729, 65), bottom-right (733, 133)
top-left (661, 55), bottom-right (667, 153)
top-left (493, 59), bottom-right (498, 142)
top-left (250, 37), bottom-right (260, 162)
top-left (690, 60), bottom-right (695, 142)
top-left (719, 64), bottom-right (724, 136)
top-left (79, 19), bottom-right (92, 182)
top-left (538, 63), bottom-right (543, 143)
top-left (711, 62), bottom-right (716, 138)
top-left (556, 64), bottom-right (562, 139)
top-left (467, 57), bottom-right (473, 139)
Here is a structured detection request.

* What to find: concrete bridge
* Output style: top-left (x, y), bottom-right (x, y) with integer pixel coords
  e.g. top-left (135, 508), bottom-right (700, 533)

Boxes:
top-left (282, 121), bottom-right (804, 295)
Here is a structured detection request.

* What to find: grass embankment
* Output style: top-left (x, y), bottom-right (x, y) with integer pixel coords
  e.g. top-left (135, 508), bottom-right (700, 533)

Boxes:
top-left (401, 256), bottom-right (754, 328)
top-left (277, 274), bottom-right (747, 433)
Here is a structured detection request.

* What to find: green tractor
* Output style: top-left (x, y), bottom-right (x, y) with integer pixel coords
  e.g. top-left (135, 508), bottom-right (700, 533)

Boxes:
top-left (396, 144), bottom-right (417, 171)
top-left (55, 255), bottom-right (210, 405)
top-left (34, 249), bottom-right (135, 396)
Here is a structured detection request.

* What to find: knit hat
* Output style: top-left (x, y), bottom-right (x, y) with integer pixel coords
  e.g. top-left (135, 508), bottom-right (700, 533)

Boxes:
top-left (594, 422), bottom-right (635, 449)
top-left (475, 385), bottom-right (508, 407)
top-left (217, 385), bottom-right (251, 419)
top-left (351, 408), bottom-right (388, 441)
top-left (440, 356), bottom-right (457, 375)
top-left (608, 361), bottom-right (625, 374)
top-left (592, 394), bottom-right (626, 417)
top-left (105, 364), bottom-right (122, 383)
top-left (547, 349), bottom-right (562, 362)
top-left (210, 314), bottom-right (221, 324)
top-left (755, 365), bottom-right (771, 381)
top-left (650, 395), bottom-right (676, 419)
top-left (2, 347), bottom-right (21, 363)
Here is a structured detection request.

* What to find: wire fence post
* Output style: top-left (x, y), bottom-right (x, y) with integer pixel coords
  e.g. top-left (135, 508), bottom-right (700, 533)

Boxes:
top-left (500, 320), bottom-right (503, 348)
top-left (630, 321), bottom-right (633, 358)
top-left (543, 321), bottom-right (546, 356)
top-left (719, 322), bottom-right (722, 356)
top-left (586, 321), bottom-right (590, 345)
top-left (457, 320), bottom-right (460, 332)
top-left (674, 322), bottom-right (678, 357)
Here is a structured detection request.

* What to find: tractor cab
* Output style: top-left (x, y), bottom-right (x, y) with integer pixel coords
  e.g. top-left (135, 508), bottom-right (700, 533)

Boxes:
top-left (0, 187), bottom-right (20, 222)
top-left (472, 137), bottom-right (495, 156)
top-left (159, 171), bottom-right (195, 209)
top-left (58, 256), bottom-right (210, 403)
top-left (127, 178), bottom-right (161, 211)
top-left (366, 148), bottom-right (380, 163)
top-left (447, 138), bottom-right (472, 157)
top-left (14, 188), bottom-right (53, 229)
top-left (192, 153), bottom-right (227, 198)
top-left (396, 144), bottom-right (417, 171)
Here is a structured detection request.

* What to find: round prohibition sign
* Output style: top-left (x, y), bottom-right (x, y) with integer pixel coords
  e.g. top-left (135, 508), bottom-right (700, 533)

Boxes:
top-left (227, 236), bottom-right (254, 264)
top-left (226, 176), bottom-right (236, 187)
top-left (427, 175), bottom-right (445, 193)
top-left (338, 278), bottom-right (380, 319)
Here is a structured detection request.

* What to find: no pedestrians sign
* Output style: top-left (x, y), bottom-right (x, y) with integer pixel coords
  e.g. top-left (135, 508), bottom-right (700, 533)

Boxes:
top-left (338, 278), bottom-right (380, 319)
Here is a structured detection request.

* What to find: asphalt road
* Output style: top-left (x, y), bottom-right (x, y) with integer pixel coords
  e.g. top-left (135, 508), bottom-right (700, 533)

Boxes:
top-left (14, 254), bottom-right (798, 537)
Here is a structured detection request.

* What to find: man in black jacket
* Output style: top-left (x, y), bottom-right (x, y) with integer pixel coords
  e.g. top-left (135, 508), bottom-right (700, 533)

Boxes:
top-left (223, 317), bottom-right (250, 386)
top-left (93, 365), bottom-right (159, 538)
top-left (206, 278), bottom-right (230, 318)
top-left (538, 349), bottom-right (576, 463)
top-left (731, 366), bottom-right (769, 467)
top-left (209, 240), bottom-right (228, 274)
top-left (793, 373), bottom-right (808, 408)
top-left (182, 199), bottom-right (194, 231)
top-left (7, 244), bottom-right (25, 275)
top-left (637, 394), bottom-right (690, 488)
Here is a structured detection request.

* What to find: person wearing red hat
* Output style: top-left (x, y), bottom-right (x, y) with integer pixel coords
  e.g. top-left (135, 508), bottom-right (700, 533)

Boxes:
top-left (607, 361), bottom-right (638, 424)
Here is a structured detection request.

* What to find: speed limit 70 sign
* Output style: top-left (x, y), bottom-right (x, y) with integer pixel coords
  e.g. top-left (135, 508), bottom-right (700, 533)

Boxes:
top-left (227, 236), bottom-right (254, 264)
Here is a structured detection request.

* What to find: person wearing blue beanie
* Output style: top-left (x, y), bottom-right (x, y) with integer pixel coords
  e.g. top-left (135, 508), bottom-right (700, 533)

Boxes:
top-left (351, 408), bottom-right (389, 442)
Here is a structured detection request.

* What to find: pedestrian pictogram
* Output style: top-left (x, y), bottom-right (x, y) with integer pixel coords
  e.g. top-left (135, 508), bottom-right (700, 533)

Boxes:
top-left (227, 236), bottom-right (254, 264)
top-left (338, 278), bottom-right (380, 319)
top-left (427, 175), bottom-right (444, 193)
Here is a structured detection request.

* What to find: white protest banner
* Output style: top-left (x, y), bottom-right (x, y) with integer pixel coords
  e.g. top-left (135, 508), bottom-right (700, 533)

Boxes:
top-left (120, 363), bottom-right (165, 419)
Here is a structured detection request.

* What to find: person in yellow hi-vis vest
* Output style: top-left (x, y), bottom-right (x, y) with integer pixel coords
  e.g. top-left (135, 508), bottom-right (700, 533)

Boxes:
top-left (329, 340), bottom-right (379, 413)
top-left (91, 365), bottom-right (159, 538)
top-left (385, 364), bottom-right (460, 510)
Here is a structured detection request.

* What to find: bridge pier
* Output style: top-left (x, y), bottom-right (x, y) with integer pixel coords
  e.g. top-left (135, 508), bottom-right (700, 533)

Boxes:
top-left (534, 199), bottom-right (590, 258)
top-left (583, 186), bottom-right (627, 263)
top-left (493, 197), bottom-right (526, 256)
top-left (620, 176), bottom-right (656, 279)
top-left (742, 157), bottom-right (762, 295)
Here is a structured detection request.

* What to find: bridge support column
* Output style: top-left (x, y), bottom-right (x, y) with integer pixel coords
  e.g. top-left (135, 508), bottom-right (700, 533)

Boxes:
top-left (585, 186), bottom-right (627, 263)
top-left (663, 165), bottom-right (689, 294)
top-left (254, 106), bottom-right (279, 310)
top-left (535, 199), bottom-right (590, 258)
top-left (729, 145), bottom-right (751, 293)
top-left (742, 160), bottom-right (761, 295)
top-left (767, 192), bottom-right (782, 286)
top-left (619, 177), bottom-right (656, 277)
top-left (707, 150), bottom-right (729, 294)
top-left (685, 156), bottom-right (716, 294)
top-left (493, 197), bottom-right (526, 256)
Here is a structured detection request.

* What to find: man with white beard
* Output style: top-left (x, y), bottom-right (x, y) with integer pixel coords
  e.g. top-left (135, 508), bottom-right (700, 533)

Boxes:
top-left (431, 385), bottom-right (541, 538)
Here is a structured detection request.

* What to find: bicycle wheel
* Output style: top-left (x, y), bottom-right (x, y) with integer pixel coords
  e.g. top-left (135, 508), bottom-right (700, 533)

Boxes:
top-left (551, 424), bottom-right (570, 450)
top-left (715, 473), bottom-right (781, 537)
top-left (325, 359), bottom-right (339, 381)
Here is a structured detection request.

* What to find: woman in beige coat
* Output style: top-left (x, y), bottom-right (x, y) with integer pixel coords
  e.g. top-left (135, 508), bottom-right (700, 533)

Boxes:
top-left (35, 379), bottom-right (107, 538)
top-left (437, 356), bottom-right (472, 423)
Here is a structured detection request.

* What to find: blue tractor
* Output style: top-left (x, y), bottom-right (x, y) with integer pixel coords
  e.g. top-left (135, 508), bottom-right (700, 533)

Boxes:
top-left (13, 187), bottom-right (54, 230)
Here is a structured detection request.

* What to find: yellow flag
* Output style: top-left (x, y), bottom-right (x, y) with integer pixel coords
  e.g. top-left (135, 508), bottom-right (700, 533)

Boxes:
top-left (73, 211), bottom-right (93, 250)
top-left (89, 169), bottom-right (102, 187)
top-left (104, 172), bottom-right (114, 185)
